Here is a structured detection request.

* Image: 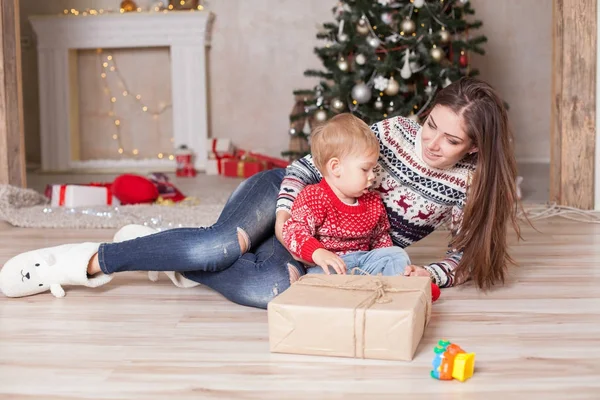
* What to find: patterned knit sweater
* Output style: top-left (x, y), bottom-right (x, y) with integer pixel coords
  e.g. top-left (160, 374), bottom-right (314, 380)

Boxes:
top-left (277, 116), bottom-right (476, 288)
top-left (282, 179), bottom-right (393, 263)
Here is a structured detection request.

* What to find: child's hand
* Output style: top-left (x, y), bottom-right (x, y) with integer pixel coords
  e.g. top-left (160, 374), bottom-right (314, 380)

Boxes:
top-left (403, 265), bottom-right (432, 278)
top-left (312, 249), bottom-right (346, 275)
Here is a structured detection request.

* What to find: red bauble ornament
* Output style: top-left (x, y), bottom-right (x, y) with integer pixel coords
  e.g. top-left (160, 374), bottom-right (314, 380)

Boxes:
top-left (431, 283), bottom-right (441, 302)
top-left (459, 53), bottom-right (469, 67)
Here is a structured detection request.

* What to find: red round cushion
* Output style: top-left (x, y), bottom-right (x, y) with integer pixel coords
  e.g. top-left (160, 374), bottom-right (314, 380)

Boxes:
top-left (111, 174), bottom-right (159, 205)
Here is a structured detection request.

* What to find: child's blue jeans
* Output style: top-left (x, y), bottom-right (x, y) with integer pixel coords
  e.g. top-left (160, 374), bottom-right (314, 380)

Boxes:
top-left (306, 247), bottom-right (411, 276)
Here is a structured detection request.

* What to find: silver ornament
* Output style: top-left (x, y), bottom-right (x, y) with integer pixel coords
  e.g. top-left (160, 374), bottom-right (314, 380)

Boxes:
top-left (302, 119), bottom-right (312, 134)
top-left (337, 57), bottom-right (349, 72)
top-left (424, 82), bottom-right (434, 96)
top-left (413, 0), bottom-right (425, 8)
top-left (337, 33), bottom-right (349, 43)
top-left (314, 109), bottom-right (328, 122)
top-left (374, 97), bottom-right (383, 110)
top-left (355, 53), bottom-right (367, 65)
top-left (439, 30), bottom-right (451, 44)
top-left (367, 36), bottom-right (381, 48)
top-left (400, 19), bottom-right (416, 35)
top-left (356, 18), bottom-right (370, 35)
top-left (387, 101), bottom-right (395, 114)
top-left (409, 50), bottom-right (420, 71)
top-left (400, 49), bottom-right (412, 80)
top-left (381, 12), bottom-right (393, 25)
top-left (351, 83), bottom-right (372, 104)
top-left (455, 0), bottom-right (469, 7)
top-left (430, 46), bottom-right (445, 62)
top-left (384, 77), bottom-right (400, 96)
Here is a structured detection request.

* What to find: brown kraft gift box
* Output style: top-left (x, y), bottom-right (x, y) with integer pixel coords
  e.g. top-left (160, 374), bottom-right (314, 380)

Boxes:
top-left (267, 275), bottom-right (432, 361)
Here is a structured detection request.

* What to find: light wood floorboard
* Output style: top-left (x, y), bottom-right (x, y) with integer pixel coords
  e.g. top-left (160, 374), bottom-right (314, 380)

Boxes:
top-left (0, 218), bottom-right (599, 399)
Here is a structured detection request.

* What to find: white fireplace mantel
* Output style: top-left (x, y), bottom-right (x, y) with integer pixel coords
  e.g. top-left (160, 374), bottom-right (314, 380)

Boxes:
top-left (30, 11), bottom-right (214, 171)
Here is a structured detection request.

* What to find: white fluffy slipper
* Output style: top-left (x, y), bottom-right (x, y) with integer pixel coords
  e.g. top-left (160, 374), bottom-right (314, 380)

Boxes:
top-left (0, 242), bottom-right (111, 298)
top-left (113, 224), bottom-right (200, 288)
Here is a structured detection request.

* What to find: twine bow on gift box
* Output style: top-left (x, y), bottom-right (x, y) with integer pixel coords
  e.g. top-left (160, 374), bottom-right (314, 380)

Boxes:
top-left (293, 274), bottom-right (431, 359)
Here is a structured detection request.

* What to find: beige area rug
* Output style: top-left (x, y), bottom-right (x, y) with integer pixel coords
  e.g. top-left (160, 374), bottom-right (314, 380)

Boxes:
top-left (0, 183), bottom-right (235, 230)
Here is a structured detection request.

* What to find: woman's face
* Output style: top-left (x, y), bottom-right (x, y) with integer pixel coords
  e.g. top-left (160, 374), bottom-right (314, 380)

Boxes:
top-left (420, 105), bottom-right (478, 169)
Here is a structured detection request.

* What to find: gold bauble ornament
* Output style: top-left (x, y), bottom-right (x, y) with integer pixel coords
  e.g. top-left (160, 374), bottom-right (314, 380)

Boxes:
top-left (439, 30), bottom-right (451, 44)
top-left (355, 53), bottom-right (367, 65)
top-left (430, 46), bottom-right (445, 62)
top-left (120, 0), bottom-right (137, 12)
top-left (337, 57), bottom-right (349, 72)
top-left (331, 98), bottom-right (345, 112)
top-left (314, 109), bottom-right (328, 122)
top-left (356, 18), bottom-right (370, 35)
top-left (400, 19), bottom-right (416, 35)
top-left (367, 36), bottom-right (381, 48)
top-left (384, 77), bottom-right (400, 96)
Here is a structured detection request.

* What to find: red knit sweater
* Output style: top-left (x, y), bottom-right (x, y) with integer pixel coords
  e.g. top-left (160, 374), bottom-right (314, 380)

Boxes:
top-left (282, 179), bottom-right (393, 263)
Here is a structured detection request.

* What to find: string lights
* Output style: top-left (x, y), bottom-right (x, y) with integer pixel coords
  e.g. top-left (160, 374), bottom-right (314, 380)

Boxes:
top-left (96, 49), bottom-right (174, 160)
top-left (61, 3), bottom-right (207, 162)
top-left (62, 3), bottom-right (204, 16)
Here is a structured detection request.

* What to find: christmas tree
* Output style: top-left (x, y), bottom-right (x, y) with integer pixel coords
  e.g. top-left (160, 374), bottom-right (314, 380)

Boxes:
top-left (284, 0), bottom-right (486, 159)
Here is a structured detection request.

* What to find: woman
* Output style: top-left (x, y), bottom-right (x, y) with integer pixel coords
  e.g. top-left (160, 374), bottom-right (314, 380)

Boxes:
top-left (0, 77), bottom-right (520, 308)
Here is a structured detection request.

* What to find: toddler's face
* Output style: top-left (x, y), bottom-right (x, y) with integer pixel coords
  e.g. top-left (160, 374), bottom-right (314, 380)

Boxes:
top-left (336, 151), bottom-right (379, 198)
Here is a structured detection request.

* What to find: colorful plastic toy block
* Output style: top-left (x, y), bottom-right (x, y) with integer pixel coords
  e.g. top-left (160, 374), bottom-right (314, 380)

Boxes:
top-left (431, 339), bottom-right (475, 382)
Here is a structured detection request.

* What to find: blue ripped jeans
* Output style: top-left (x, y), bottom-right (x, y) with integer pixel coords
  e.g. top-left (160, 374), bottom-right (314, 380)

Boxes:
top-left (306, 247), bottom-right (411, 276)
top-left (97, 169), bottom-right (305, 309)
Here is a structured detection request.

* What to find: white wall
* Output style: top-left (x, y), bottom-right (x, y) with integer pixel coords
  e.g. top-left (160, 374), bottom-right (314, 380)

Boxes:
top-left (20, 0), bottom-right (552, 164)
top-left (470, 0), bottom-right (552, 164)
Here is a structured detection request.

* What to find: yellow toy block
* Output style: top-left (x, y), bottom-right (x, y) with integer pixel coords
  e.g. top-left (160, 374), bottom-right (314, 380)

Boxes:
top-left (452, 352), bottom-right (476, 382)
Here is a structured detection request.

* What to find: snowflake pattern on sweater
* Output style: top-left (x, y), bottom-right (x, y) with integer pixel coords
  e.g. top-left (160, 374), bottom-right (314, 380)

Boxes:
top-left (282, 179), bottom-right (393, 263)
top-left (276, 116), bottom-right (476, 288)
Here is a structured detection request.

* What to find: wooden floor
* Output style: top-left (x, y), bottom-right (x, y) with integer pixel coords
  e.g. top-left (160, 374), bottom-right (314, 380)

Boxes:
top-left (1, 217), bottom-right (599, 399)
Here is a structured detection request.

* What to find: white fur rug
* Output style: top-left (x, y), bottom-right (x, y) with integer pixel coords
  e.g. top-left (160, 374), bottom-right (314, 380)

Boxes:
top-left (0, 184), bottom-right (227, 229)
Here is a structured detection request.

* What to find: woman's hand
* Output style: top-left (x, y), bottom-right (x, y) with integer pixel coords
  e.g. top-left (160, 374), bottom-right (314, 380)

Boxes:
top-left (403, 265), bottom-right (432, 278)
top-left (275, 210), bottom-right (291, 245)
top-left (275, 211), bottom-right (310, 264)
top-left (312, 249), bottom-right (347, 275)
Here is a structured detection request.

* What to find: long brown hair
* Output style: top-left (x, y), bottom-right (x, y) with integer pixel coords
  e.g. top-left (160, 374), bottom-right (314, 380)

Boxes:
top-left (432, 77), bottom-right (521, 289)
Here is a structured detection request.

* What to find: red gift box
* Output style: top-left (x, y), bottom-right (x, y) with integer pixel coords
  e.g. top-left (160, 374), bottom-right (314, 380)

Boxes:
top-left (207, 138), bottom-right (235, 155)
top-left (236, 150), bottom-right (289, 169)
top-left (206, 152), bottom-right (235, 175)
top-left (47, 183), bottom-right (118, 207)
top-left (222, 159), bottom-right (267, 178)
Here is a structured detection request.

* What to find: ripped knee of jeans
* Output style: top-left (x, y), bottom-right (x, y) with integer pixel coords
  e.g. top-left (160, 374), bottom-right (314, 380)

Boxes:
top-left (237, 227), bottom-right (250, 254)
top-left (287, 263), bottom-right (301, 285)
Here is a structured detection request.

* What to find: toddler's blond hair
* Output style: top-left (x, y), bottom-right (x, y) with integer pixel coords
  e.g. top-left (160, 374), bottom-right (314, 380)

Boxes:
top-left (310, 113), bottom-right (379, 174)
